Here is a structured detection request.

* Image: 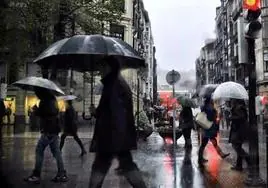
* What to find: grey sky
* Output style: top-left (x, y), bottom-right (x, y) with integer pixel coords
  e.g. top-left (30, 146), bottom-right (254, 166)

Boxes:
top-left (143, 0), bottom-right (221, 71)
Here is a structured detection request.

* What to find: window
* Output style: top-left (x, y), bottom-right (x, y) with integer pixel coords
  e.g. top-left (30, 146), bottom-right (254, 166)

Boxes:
top-left (264, 61), bottom-right (268, 72)
top-left (110, 24), bottom-right (125, 41)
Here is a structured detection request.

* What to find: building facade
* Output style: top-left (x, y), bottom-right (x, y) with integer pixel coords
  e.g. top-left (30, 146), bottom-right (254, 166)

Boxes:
top-left (196, 0), bottom-right (249, 91)
top-left (0, 0), bottom-right (156, 131)
top-left (195, 39), bottom-right (216, 92)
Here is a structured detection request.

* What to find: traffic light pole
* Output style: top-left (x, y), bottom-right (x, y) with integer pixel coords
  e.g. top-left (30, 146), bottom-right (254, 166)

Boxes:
top-left (245, 38), bottom-right (266, 186)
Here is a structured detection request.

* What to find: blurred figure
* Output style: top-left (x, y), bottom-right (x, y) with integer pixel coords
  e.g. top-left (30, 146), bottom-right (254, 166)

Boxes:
top-left (60, 100), bottom-right (86, 156)
top-left (0, 99), bottom-right (6, 141)
top-left (179, 106), bottom-right (194, 148)
top-left (29, 105), bottom-right (39, 131)
top-left (24, 88), bottom-right (68, 184)
top-left (89, 57), bottom-right (146, 188)
top-left (229, 99), bottom-right (250, 171)
top-left (198, 98), bottom-right (230, 165)
top-left (5, 103), bottom-right (12, 124)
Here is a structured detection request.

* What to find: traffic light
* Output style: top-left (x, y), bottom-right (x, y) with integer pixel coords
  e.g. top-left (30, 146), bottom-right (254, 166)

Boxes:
top-left (244, 0), bottom-right (262, 39)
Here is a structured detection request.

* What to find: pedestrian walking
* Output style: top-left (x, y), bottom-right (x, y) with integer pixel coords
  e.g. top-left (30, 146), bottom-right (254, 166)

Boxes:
top-left (88, 56), bottom-right (147, 188)
top-left (60, 100), bottom-right (87, 156)
top-left (229, 99), bottom-right (251, 171)
top-left (198, 97), bottom-right (230, 165)
top-left (0, 99), bottom-right (6, 141)
top-left (24, 87), bottom-right (68, 184)
top-left (179, 106), bottom-right (194, 148)
top-left (5, 103), bottom-right (12, 125)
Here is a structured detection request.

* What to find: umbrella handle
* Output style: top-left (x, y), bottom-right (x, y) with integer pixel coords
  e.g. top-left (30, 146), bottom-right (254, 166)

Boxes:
top-left (83, 73), bottom-right (86, 112)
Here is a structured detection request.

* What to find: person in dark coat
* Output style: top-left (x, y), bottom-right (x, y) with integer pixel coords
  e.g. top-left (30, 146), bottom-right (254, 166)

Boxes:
top-left (179, 106), bottom-right (194, 148)
top-left (88, 57), bottom-right (146, 188)
top-left (0, 99), bottom-right (6, 141)
top-left (229, 99), bottom-right (250, 171)
top-left (198, 97), bottom-right (230, 165)
top-left (24, 87), bottom-right (68, 184)
top-left (60, 100), bottom-right (86, 156)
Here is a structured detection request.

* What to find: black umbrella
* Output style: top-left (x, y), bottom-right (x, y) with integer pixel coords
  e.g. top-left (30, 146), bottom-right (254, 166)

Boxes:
top-left (199, 84), bottom-right (219, 98)
top-left (33, 35), bottom-right (145, 71)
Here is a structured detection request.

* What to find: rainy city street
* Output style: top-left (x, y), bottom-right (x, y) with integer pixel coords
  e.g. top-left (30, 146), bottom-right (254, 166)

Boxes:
top-left (0, 125), bottom-right (266, 188)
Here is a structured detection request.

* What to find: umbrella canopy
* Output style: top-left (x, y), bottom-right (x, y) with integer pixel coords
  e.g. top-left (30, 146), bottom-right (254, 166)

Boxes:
top-left (199, 84), bottom-right (219, 98)
top-left (177, 96), bottom-right (197, 108)
top-left (12, 76), bottom-right (65, 96)
top-left (57, 95), bottom-right (77, 101)
top-left (33, 35), bottom-right (145, 71)
top-left (212, 81), bottom-right (248, 100)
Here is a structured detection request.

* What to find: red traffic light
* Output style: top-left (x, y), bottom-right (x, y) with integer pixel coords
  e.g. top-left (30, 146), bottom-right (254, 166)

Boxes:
top-left (243, 0), bottom-right (261, 11)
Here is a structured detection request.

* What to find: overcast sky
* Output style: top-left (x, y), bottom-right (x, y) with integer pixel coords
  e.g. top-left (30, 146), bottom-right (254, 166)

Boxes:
top-left (143, 0), bottom-right (221, 71)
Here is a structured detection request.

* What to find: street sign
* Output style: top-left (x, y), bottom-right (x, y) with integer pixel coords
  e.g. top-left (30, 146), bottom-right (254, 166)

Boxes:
top-left (166, 70), bottom-right (180, 85)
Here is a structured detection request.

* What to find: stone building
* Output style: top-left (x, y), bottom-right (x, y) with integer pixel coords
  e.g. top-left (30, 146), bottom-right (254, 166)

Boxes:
top-left (0, 0), bottom-right (156, 132)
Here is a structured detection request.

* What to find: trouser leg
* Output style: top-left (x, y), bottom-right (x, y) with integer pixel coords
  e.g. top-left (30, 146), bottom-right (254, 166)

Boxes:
top-left (73, 133), bottom-right (86, 152)
top-left (33, 135), bottom-right (49, 177)
top-left (198, 137), bottom-right (209, 161)
top-left (88, 153), bottom-right (113, 188)
top-left (118, 151), bottom-right (147, 188)
top-left (60, 133), bottom-right (67, 151)
top-left (49, 135), bottom-right (65, 175)
top-left (182, 128), bottom-right (192, 148)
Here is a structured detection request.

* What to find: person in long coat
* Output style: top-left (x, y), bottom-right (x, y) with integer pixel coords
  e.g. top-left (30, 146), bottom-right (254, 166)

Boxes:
top-left (198, 97), bottom-right (230, 165)
top-left (0, 99), bottom-right (6, 141)
top-left (60, 100), bottom-right (86, 156)
top-left (88, 57), bottom-right (146, 188)
top-left (229, 99), bottom-right (250, 171)
top-left (179, 106), bottom-right (194, 148)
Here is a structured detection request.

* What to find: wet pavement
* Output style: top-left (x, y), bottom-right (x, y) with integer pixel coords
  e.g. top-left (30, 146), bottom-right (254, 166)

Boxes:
top-left (0, 125), bottom-right (267, 188)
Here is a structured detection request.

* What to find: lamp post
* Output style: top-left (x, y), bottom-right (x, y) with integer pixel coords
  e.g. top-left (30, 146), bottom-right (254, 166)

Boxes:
top-left (243, 0), bottom-right (265, 186)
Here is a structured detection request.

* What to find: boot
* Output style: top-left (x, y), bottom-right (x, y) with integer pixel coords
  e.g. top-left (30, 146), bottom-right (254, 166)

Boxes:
top-left (198, 148), bottom-right (208, 164)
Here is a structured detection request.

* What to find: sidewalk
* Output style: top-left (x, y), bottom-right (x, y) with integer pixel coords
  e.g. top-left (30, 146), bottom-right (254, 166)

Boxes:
top-left (0, 127), bottom-right (266, 187)
top-left (219, 127), bottom-right (267, 184)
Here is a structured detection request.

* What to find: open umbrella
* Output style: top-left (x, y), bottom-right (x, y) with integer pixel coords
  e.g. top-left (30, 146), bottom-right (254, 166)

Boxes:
top-left (12, 76), bottom-right (65, 96)
top-left (212, 81), bottom-right (248, 100)
top-left (177, 96), bottom-right (197, 108)
top-left (57, 95), bottom-right (77, 101)
top-left (199, 84), bottom-right (219, 98)
top-left (33, 35), bottom-right (145, 71)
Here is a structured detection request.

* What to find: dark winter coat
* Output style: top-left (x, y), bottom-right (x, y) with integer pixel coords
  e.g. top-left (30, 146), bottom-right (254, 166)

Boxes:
top-left (229, 104), bottom-right (248, 144)
top-left (201, 105), bottom-right (219, 138)
top-left (35, 97), bottom-right (60, 135)
top-left (90, 73), bottom-right (137, 153)
top-left (63, 105), bottom-right (77, 134)
top-left (179, 107), bottom-right (194, 129)
top-left (0, 100), bottom-right (6, 124)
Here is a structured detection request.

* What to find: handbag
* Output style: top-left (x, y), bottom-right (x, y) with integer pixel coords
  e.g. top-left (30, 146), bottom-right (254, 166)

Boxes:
top-left (195, 112), bottom-right (213, 130)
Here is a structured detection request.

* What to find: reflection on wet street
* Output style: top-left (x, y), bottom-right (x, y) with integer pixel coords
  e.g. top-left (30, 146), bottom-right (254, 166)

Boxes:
top-left (0, 129), bottom-right (257, 188)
